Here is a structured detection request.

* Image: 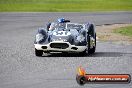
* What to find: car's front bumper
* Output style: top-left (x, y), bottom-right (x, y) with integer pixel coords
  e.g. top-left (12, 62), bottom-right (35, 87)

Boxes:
top-left (34, 41), bottom-right (87, 52)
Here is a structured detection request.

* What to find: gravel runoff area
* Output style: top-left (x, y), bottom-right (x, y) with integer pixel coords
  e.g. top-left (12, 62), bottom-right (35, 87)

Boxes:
top-left (96, 24), bottom-right (132, 45)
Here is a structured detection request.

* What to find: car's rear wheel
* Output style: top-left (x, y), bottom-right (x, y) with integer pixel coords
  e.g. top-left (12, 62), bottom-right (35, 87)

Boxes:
top-left (35, 48), bottom-right (43, 56)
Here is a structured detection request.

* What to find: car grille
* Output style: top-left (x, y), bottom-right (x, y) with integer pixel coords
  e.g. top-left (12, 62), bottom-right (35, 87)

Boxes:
top-left (50, 43), bottom-right (69, 49)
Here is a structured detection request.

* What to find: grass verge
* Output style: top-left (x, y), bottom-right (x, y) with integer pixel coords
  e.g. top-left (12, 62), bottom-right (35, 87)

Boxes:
top-left (114, 26), bottom-right (132, 37)
top-left (0, 0), bottom-right (132, 12)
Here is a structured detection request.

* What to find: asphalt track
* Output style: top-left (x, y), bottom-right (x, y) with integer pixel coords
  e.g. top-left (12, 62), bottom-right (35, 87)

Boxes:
top-left (0, 12), bottom-right (132, 88)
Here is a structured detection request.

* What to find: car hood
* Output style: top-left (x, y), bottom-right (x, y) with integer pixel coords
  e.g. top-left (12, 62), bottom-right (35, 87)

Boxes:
top-left (51, 31), bottom-right (75, 44)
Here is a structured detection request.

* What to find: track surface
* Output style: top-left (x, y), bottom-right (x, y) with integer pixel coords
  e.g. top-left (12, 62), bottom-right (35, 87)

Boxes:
top-left (0, 12), bottom-right (132, 88)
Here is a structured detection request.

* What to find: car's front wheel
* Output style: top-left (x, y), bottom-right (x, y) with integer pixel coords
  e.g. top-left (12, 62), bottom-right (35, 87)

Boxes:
top-left (88, 46), bottom-right (95, 54)
top-left (35, 48), bottom-right (43, 56)
top-left (88, 33), bottom-right (96, 54)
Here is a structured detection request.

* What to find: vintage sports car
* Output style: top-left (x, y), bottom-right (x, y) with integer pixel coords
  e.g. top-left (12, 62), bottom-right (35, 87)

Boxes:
top-left (34, 21), bottom-right (96, 56)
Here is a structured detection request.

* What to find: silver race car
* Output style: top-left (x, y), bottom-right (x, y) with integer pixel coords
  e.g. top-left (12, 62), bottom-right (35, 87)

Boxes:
top-left (34, 20), bottom-right (96, 56)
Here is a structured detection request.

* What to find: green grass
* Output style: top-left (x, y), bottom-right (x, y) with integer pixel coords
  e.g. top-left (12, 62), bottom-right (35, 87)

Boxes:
top-left (114, 26), bottom-right (132, 37)
top-left (0, 0), bottom-right (132, 12)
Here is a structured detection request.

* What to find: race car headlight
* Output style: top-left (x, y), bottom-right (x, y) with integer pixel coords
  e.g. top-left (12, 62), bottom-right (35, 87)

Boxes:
top-left (36, 34), bottom-right (44, 42)
top-left (77, 35), bottom-right (85, 42)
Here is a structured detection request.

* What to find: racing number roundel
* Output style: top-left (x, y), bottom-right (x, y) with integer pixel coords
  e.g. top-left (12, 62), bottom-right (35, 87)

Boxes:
top-left (54, 31), bottom-right (71, 36)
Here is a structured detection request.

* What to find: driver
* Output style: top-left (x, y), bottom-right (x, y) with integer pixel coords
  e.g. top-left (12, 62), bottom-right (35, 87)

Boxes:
top-left (57, 18), bottom-right (65, 23)
top-left (57, 18), bottom-right (66, 31)
top-left (47, 18), bottom-right (69, 31)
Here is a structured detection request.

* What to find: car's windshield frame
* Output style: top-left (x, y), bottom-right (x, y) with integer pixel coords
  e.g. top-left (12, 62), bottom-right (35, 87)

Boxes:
top-left (66, 23), bottom-right (85, 30)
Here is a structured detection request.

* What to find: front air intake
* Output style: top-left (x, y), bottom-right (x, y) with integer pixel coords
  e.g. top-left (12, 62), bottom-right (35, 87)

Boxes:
top-left (50, 43), bottom-right (69, 49)
top-left (41, 46), bottom-right (47, 49)
top-left (71, 47), bottom-right (78, 50)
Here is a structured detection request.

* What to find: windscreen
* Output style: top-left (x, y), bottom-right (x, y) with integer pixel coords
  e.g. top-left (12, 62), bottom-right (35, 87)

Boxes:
top-left (66, 23), bottom-right (84, 30)
top-left (55, 23), bottom-right (66, 31)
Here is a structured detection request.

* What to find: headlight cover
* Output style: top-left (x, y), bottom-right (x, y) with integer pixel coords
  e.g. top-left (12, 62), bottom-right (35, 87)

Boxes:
top-left (76, 35), bottom-right (85, 42)
top-left (74, 35), bottom-right (86, 46)
top-left (36, 34), bottom-right (44, 43)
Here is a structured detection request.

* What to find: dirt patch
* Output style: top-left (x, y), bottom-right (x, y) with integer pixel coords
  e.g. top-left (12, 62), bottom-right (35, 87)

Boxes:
top-left (96, 24), bottom-right (132, 45)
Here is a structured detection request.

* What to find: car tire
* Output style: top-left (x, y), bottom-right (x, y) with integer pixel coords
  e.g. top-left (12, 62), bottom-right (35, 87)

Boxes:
top-left (89, 46), bottom-right (95, 54)
top-left (44, 51), bottom-right (50, 54)
top-left (88, 33), bottom-right (96, 54)
top-left (35, 48), bottom-right (43, 56)
top-left (87, 34), bottom-right (91, 54)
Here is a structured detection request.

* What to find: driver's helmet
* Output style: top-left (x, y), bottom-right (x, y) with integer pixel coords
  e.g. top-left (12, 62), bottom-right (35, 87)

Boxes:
top-left (57, 18), bottom-right (65, 23)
